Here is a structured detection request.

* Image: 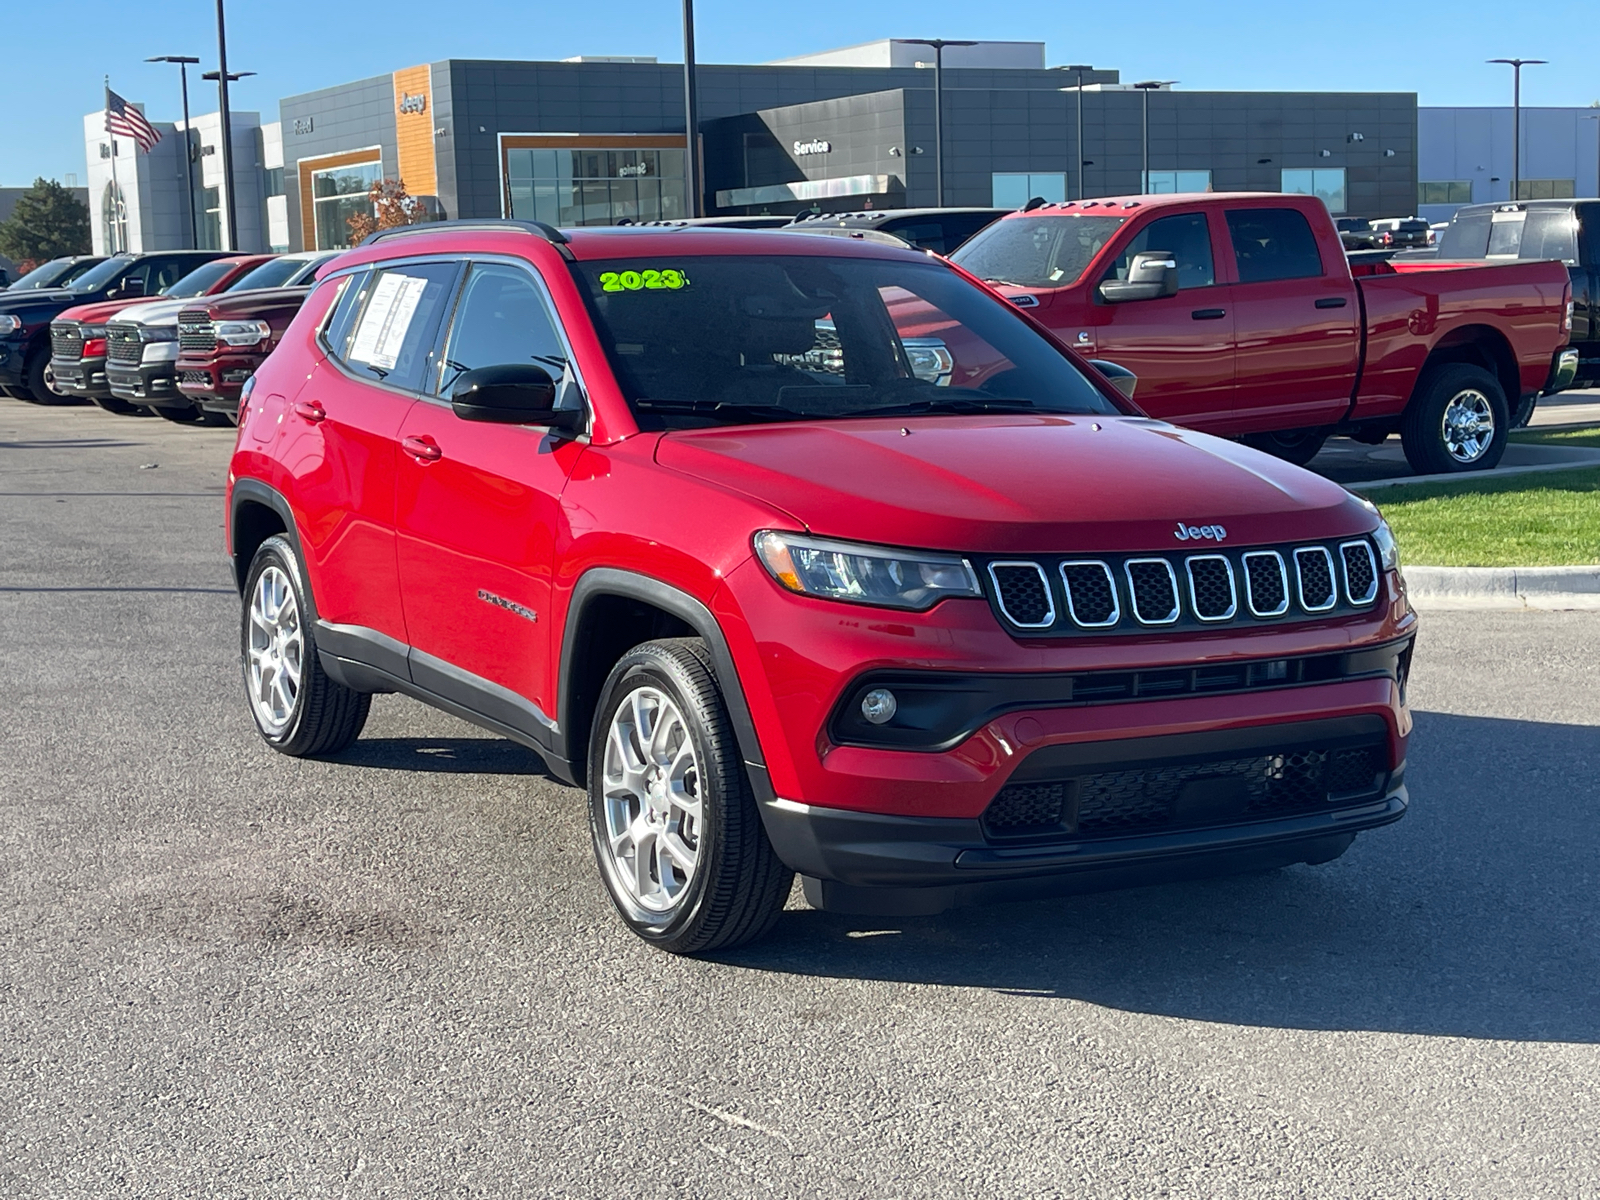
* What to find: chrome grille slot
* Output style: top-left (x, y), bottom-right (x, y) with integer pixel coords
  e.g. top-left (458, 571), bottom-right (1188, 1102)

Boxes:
top-left (1124, 558), bottom-right (1180, 625)
top-left (1294, 547), bottom-right (1337, 612)
top-left (1059, 561), bottom-right (1119, 628)
top-left (988, 562), bottom-right (1055, 628)
top-left (1340, 540), bottom-right (1379, 606)
top-left (1242, 551), bottom-right (1289, 617)
top-left (1184, 554), bottom-right (1236, 621)
top-left (177, 309), bottom-right (216, 353)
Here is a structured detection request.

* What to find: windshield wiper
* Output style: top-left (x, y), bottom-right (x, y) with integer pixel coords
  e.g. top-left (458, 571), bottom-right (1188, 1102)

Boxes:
top-left (840, 396), bottom-right (1040, 418)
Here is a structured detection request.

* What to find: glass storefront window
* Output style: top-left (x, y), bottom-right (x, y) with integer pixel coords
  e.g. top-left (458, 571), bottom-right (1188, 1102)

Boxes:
top-left (1142, 169), bottom-right (1213, 194)
top-left (991, 173), bottom-right (1067, 209)
top-left (1281, 168), bottom-right (1347, 214)
top-left (506, 146), bottom-right (687, 226)
top-left (312, 160), bottom-right (383, 249)
top-left (1419, 180), bottom-right (1473, 206)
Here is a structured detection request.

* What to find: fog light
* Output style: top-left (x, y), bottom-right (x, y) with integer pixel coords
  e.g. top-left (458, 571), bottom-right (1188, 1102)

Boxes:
top-left (860, 688), bottom-right (898, 725)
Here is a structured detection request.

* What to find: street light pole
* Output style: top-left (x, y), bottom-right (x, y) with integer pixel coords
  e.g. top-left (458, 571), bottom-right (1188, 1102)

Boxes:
top-left (903, 38), bottom-right (977, 206)
top-left (1488, 58), bottom-right (1546, 202)
top-left (203, 66), bottom-right (255, 250)
top-left (1133, 81), bottom-right (1178, 193)
top-left (1062, 65), bottom-right (1093, 199)
top-left (682, 0), bottom-right (701, 217)
top-left (147, 55), bottom-right (200, 249)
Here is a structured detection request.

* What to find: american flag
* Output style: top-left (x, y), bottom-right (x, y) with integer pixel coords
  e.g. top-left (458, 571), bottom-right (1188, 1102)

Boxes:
top-left (105, 87), bottom-right (161, 153)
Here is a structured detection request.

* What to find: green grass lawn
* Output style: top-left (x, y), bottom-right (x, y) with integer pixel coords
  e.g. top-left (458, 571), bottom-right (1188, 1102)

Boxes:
top-left (1355, 467), bottom-right (1600, 567)
top-left (1510, 426), bottom-right (1600, 449)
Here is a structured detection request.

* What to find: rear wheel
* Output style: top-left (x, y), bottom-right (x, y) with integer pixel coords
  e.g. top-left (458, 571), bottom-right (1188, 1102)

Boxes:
top-left (1241, 426), bottom-right (1330, 467)
top-left (1401, 363), bottom-right (1508, 475)
top-left (588, 638), bottom-right (792, 954)
top-left (242, 536), bottom-right (371, 757)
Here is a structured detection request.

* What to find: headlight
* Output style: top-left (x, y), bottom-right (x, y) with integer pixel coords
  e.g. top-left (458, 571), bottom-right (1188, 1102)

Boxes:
top-left (902, 338), bottom-right (953, 386)
top-left (139, 326), bottom-right (178, 343)
top-left (754, 531), bottom-right (981, 611)
top-left (215, 319), bottom-right (271, 348)
top-left (0, 315), bottom-right (20, 335)
top-left (1358, 499), bottom-right (1400, 570)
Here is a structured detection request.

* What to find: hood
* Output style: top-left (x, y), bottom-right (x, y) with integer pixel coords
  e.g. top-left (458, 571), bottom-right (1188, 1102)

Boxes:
top-left (54, 296), bottom-right (160, 325)
top-left (190, 285), bottom-right (312, 318)
top-left (0, 287), bottom-right (78, 314)
top-left (110, 297), bottom-right (190, 328)
top-left (654, 415), bottom-right (1371, 555)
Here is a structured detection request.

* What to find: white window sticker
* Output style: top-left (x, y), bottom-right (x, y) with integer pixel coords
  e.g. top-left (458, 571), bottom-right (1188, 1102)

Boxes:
top-left (348, 271), bottom-right (428, 370)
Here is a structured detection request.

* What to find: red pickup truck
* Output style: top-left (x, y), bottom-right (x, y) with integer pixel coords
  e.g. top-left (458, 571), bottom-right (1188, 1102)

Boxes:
top-left (950, 193), bottom-right (1575, 473)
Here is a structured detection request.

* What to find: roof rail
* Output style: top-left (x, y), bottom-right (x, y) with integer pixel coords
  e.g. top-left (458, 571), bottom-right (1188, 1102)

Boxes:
top-left (360, 218), bottom-right (570, 248)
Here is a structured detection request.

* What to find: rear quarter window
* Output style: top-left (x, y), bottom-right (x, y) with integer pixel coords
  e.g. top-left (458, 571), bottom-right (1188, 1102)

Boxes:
top-left (1439, 210), bottom-right (1492, 258)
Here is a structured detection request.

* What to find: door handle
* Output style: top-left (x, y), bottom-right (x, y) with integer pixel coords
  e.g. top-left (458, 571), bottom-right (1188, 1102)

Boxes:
top-left (1315, 296), bottom-right (1349, 309)
top-left (402, 435), bottom-right (442, 463)
top-left (1191, 308), bottom-right (1227, 320)
top-left (292, 400), bottom-right (325, 423)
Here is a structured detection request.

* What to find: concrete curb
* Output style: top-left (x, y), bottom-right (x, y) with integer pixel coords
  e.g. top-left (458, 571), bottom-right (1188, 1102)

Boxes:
top-left (1403, 565), bottom-right (1600, 610)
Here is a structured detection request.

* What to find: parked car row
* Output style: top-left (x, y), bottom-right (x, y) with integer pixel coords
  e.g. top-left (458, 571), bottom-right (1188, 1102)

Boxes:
top-left (0, 249), bottom-right (336, 422)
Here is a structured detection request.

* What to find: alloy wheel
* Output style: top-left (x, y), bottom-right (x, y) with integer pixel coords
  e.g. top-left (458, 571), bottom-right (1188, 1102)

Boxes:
top-left (246, 565), bottom-right (303, 734)
top-left (1441, 389), bottom-right (1495, 464)
top-left (600, 685), bottom-right (703, 914)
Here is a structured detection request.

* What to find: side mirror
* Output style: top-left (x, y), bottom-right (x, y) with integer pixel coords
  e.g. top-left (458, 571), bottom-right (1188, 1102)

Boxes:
top-left (1087, 359), bottom-right (1137, 401)
top-left (1097, 251), bottom-right (1179, 303)
top-left (450, 363), bottom-right (582, 431)
top-left (116, 277), bottom-right (147, 299)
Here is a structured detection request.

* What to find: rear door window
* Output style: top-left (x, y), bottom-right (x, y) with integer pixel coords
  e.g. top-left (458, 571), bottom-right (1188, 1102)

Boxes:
top-left (333, 261), bottom-right (461, 391)
top-left (1439, 210), bottom-right (1491, 257)
top-left (1518, 209), bottom-right (1579, 264)
top-left (1105, 212), bottom-right (1215, 289)
top-left (1225, 208), bottom-right (1325, 283)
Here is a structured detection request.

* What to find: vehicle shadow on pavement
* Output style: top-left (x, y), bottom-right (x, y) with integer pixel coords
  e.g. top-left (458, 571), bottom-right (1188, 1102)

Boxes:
top-left (331, 737), bottom-right (553, 777)
top-left (724, 711), bottom-right (1600, 1043)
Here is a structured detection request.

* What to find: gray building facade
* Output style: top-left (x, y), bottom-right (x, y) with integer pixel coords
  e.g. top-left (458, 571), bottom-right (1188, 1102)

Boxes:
top-left (263, 41), bottom-right (1419, 251)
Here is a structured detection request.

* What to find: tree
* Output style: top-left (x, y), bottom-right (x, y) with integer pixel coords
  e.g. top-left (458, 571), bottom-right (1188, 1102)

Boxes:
top-left (346, 177), bottom-right (425, 246)
top-left (0, 177), bottom-right (91, 267)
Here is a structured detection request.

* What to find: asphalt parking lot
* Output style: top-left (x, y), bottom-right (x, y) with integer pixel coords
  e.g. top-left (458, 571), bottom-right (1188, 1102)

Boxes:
top-left (4, 403), bottom-right (1600, 1198)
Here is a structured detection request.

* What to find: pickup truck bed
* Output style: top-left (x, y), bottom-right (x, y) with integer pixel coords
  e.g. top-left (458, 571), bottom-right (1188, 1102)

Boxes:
top-left (949, 193), bottom-right (1574, 473)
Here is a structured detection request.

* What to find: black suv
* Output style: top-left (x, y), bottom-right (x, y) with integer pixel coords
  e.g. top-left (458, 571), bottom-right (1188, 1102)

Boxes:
top-left (1435, 200), bottom-right (1598, 389)
top-left (785, 208), bottom-right (1010, 254)
top-left (0, 251), bottom-right (226, 403)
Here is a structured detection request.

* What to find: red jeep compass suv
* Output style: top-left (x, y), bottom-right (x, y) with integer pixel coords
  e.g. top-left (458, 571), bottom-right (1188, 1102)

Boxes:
top-left (227, 219), bottom-right (1415, 954)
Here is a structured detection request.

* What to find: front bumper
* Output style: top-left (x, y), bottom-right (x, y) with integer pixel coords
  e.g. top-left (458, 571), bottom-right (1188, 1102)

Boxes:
top-left (761, 709), bottom-right (1406, 913)
top-left (177, 352), bottom-right (258, 412)
top-left (107, 359), bottom-right (185, 409)
top-left (50, 356), bottom-right (110, 399)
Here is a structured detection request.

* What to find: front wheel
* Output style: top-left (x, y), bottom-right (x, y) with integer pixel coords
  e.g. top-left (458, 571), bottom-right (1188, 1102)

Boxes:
top-left (588, 639), bottom-right (792, 954)
top-left (1241, 427), bottom-right (1330, 467)
top-left (242, 536), bottom-right (371, 756)
top-left (24, 353), bottom-right (76, 405)
top-left (1400, 364), bottom-right (1508, 475)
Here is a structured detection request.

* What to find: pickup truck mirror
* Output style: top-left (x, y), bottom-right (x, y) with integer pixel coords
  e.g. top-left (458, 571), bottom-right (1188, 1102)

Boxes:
top-left (1087, 359), bottom-right (1137, 401)
top-left (450, 363), bottom-right (583, 431)
top-left (1097, 251), bottom-right (1180, 303)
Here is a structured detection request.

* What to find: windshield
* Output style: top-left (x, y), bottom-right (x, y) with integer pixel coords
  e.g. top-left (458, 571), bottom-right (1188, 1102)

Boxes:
top-left (68, 257), bottom-right (134, 293)
top-left (163, 260), bottom-right (238, 298)
top-left (228, 257), bottom-right (312, 291)
top-left (9, 258), bottom-right (92, 290)
top-left (574, 254), bottom-right (1118, 431)
top-left (950, 215), bottom-right (1126, 288)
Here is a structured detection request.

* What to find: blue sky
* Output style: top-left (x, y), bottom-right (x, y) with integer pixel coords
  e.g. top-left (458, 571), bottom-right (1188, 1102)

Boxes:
top-left (2, 0), bottom-right (1596, 186)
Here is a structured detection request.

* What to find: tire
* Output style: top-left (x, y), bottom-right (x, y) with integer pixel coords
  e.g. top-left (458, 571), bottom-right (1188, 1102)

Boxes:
top-left (588, 638), bottom-right (792, 954)
top-left (22, 352), bottom-right (76, 405)
top-left (1400, 363), bottom-right (1508, 475)
top-left (241, 536), bottom-right (371, 757)
top-left (1241, 426), bottom-right (1330, 467)
top-left (92, 396), bottom-right (145, 416)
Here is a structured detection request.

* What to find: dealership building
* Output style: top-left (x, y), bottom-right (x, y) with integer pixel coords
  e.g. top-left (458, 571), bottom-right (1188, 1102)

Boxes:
top-left (81, 38), bottom-right (1593, 256)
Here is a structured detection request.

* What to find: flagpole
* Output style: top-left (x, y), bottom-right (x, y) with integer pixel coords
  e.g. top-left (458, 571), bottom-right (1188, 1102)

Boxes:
top-left (105, 77), bottom-right (123, 253)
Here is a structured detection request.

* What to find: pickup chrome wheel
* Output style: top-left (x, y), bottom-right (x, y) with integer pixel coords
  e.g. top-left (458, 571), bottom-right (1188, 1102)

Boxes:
top-left (599, 686), bottom-right (703, 914)
top-left (240, 536), bottom-right (370, 756)
top-left (1401, 363), bottom-right (1509, 475)
top-left (587, 639), bottom-right (792, 954)
top-left (247, 565), bottom-right (303, 735)
top-left (1441, 389), bottom-right (1494, 464)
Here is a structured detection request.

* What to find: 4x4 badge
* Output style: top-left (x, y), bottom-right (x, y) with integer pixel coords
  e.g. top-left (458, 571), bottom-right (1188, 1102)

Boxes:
top-left (1174, 523), bottom-right (1227, 542)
